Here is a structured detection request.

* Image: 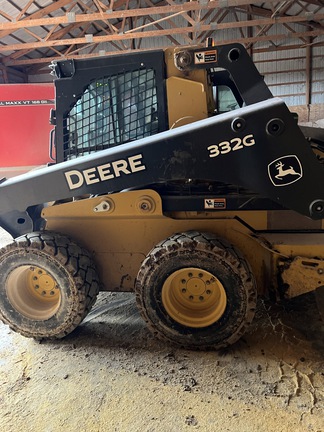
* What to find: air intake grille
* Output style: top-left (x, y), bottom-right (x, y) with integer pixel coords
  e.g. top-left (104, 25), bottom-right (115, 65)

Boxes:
top-left (64, 68), bottom-right (159, 160)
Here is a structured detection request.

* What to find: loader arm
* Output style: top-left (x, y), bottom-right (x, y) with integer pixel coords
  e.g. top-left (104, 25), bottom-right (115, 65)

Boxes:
top-left (1, 43), bottom-right (324, 237)
top-left (0, 95), bottom-right (324, 238)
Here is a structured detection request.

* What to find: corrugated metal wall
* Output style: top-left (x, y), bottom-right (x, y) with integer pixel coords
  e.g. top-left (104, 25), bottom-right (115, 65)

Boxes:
top-left (255, 45), bottom-right (324, 107)
top-left (312, 46), bottom-right (324, 105)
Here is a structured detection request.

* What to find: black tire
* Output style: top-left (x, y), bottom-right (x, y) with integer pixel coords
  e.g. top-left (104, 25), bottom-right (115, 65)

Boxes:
top-left (0, 231), bottom-right (100, 339)
top-left (135, 231), bottom-right (257, 349)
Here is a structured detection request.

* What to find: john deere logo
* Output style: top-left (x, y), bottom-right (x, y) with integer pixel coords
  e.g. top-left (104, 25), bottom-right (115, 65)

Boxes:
top-left (268, 155), bottom-right (303, 187)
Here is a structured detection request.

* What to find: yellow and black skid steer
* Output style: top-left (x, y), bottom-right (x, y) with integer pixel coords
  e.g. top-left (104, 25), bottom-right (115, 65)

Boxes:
top-left (0, 42), bottom-right (323, 349)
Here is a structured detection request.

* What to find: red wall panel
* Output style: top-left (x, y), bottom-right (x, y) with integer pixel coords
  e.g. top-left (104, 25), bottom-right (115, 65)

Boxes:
top-left (0, 84), bottom-right (54, 167)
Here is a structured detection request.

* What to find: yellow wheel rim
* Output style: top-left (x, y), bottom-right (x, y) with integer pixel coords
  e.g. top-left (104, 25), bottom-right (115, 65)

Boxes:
top-left (162, 267), bottom-right (227, 328)
top-left (6, 265), bottom-right (61, 320)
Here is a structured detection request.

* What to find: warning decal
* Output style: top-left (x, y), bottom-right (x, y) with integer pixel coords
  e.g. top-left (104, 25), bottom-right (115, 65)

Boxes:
top-left (204, 198), bottom-right (226, 210)
top-left (194, 50), bottom-right (217, 64)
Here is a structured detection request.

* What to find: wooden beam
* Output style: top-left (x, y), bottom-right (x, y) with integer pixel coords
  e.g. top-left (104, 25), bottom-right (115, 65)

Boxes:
top-left (0, 0), bottom-right (73, 39)
top-left (4, 38), bottom-right (322, 69)
top-left (0, 1), bottom-right (280, 32)
top-left (2, 29), bottom-right (323, 67)
top-left (0, 9), bottom-right (322, 44)
top-left (145, 15), bottom-right (181, 45)
top-left (0, 21), bottom-right (323, 54)
top-left (197, 9), bottom-right (229, 44)
top-left (237, 3), bottom-right (324, 30)
top-left (16, 0), bottom-right (36, 22)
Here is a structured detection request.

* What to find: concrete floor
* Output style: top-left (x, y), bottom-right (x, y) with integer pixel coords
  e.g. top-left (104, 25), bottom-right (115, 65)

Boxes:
top-left (0, 227), bottom-right (323, 432)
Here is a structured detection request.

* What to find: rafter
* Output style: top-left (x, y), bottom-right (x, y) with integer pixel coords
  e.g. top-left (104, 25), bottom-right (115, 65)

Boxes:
top-left (1, 12), bottom-right (323, 54)
top-left (0, 0), bottom-right (72, 38)
top-left (0, 1), bottom-right (281, 32)
top-left (246, 0), bottom-right (295, 49)
top-left (0, 25), bottom-right (322, 60)
top-left (0, 1), bottom-right (323, 82)
top-left (237, 3), bottom-right (324, 29)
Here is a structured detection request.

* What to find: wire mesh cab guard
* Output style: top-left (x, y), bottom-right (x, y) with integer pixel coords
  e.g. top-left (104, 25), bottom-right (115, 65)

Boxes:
top-left (52, 50), bottom-right (168, 163)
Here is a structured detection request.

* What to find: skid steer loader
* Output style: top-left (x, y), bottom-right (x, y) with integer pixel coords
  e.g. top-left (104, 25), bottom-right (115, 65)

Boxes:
top-left (0, 43), bottom-right (323, 349)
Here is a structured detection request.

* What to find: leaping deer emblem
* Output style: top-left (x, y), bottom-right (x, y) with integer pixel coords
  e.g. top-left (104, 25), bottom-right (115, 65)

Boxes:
top-left (275, 161), bottom-right (300, 180)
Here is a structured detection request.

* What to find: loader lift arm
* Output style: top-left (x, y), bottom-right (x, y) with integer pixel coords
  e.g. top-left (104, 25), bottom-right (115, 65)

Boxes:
top-left (0, 44), bottom-right (323, 238)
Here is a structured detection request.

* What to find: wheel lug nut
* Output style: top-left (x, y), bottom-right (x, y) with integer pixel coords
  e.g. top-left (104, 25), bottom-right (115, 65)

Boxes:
top-left (206, 290), bottom-right (211, 295)
top-left (188, 273), bottom-right (193, 278)
top-left (50, 291), bottom-right (55, 296)
top-left (35, 285), bottom-right (39, 289)
top-left (181, 279), bottom-right (186, 284)
top-left (38, 270), bottom-right (43, 275)
top-left (206, 280), bottom-right (210, 285)
top-left (33, 276), bottom-right (38, 281)
top-left (198, 273), bottom-right (203, 278)
top-left (41, 291), bottom-right (47, 296)
top-left (181, 288), bottom-right (187, 293)
top-left (189, 295), bottom-right (194, 300)
top-left (199, 296), bottom-right (204, 301)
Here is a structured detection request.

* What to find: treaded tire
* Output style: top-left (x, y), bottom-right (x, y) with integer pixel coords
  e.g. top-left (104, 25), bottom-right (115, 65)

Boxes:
top-left (135, 231), bottom-right (257, 350)
top-left (0, 231), bottom-right (100, 339)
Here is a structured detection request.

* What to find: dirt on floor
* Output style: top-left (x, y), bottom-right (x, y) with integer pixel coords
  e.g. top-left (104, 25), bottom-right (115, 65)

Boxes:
top-left (0, 228), bottom-right (323, 432)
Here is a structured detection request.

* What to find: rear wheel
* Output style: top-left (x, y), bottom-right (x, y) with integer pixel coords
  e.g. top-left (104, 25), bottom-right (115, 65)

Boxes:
top-left (0, 231), bottom-right (99, 339)
top-left (135, 231), bottom-right (257, 349)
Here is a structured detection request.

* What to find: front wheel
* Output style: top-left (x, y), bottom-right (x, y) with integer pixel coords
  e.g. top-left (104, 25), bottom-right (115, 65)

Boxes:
top-left (135, 231), bottom-right (257, 349)
top-left (0, 231), bottom-right (100, 339)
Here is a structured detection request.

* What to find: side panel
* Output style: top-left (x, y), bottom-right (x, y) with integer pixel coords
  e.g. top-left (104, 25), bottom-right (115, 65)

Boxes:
top-left (42, 190), bottom-right (270, 296)
top-left (43, 190), bottom-right (324, 299)
top-left (166, 77), bottom-right (208, 128)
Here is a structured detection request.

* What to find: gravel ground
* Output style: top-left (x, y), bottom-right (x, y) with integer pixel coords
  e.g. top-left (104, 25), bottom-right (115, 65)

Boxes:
top-left (0, 228), bottom-right (323, 432)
